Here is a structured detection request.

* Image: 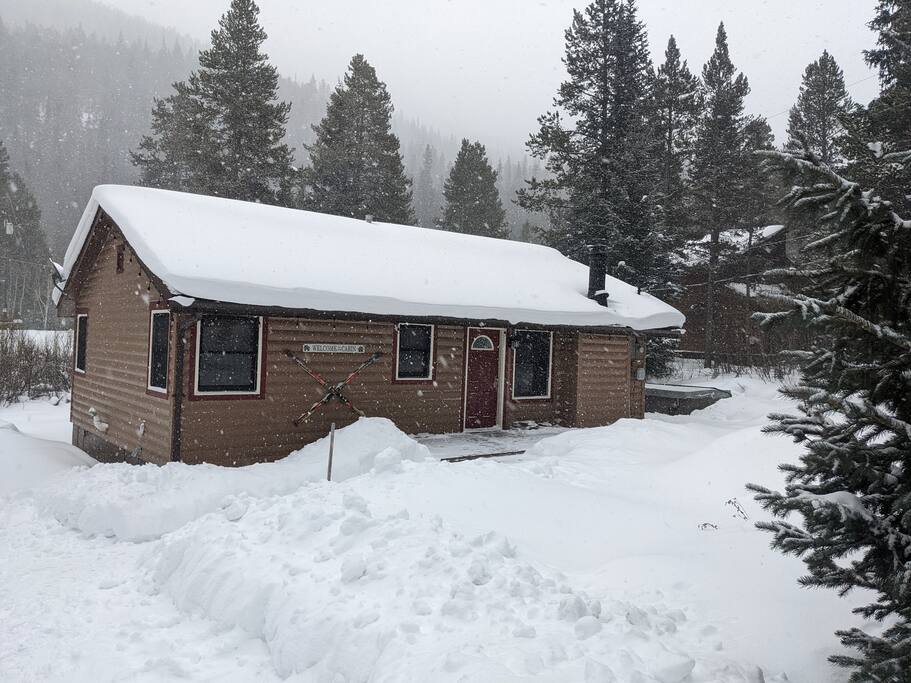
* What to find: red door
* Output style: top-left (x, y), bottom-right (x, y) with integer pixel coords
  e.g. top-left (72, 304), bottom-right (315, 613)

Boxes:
top-left (464, 329), bottom-right (500, 429)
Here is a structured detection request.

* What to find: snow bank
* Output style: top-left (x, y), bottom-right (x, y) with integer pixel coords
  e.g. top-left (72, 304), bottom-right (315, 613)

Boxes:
top-left (0, 395), bottom-right (76, 444)
top-left (0, 419), bottom-right (94, 495)
top-left (285, 415), bottom-right (429, 479)
top-left (39, 417), bottom-right (428, 541)
top-left (148, 475), bottom-right (761, 682)
top-left (2, 381), bottom-right (853, 681)
top-left (20, 329), bottom-right (72, 346)
top-left (58, 185), bottom-right (684, 330)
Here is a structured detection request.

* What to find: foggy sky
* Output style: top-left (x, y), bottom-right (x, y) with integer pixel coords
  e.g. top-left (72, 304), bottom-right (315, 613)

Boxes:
top-left (99, 0), bottom-right (881, 159)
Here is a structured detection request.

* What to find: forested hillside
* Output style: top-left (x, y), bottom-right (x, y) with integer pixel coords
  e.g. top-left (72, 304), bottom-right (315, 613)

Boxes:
top-left (0, 17), bottom-right (333, 255)
top-left (0, 21), bottom-right (192, 255)
top-left (0, 0), bottom-right (192, 47)
top-left (0, 0), bottom-right (512, 256)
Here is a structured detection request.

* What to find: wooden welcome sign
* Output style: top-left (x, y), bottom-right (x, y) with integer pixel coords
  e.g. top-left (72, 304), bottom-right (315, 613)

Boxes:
top-left (302, 343), bottom-right (365, 354)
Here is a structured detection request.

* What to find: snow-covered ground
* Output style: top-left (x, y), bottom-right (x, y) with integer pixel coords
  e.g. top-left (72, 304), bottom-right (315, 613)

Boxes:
top-left (0, 377), bottom-right (864, 682)
top-left (19, 329), bottom-right (72, 346)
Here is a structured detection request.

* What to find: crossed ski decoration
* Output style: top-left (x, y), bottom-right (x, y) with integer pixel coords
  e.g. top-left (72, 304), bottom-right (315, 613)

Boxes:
top-left (284, 349), bottom-right (384, 426)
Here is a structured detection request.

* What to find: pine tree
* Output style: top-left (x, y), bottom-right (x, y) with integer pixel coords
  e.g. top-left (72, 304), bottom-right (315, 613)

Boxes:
top-left (519, 0), bottom-right (663, 286)
top-left (690, 23), bottom-right (751, 366)
top-left (132, 0), bottom-right (294, 204)
top-left (786, 51), bottom-right (852, 165)
top-left (0, 140), bottom-right (49, 267)
top-left (748, 146), bottom-right (911, 681)
top-left (0, 139), bottom-right (51, 326)
top-left (842, 1), bottom-right (911, 217)
top-left (195, 0), bottom-right (294, 202)
top-left (414, 144), bottom-right (438, 228)
top-left (738, 118), bottom-right (781, 302)
top-left (131, 79), bottom-right (214, 194)
top-left (784, 52), bottom-right (851, 269)
top-left (650, 35), bottom-right (700, 239)
top-left (439, 139), bottom-right (507, 238)
top-left (302, 54), bottom-right (414, 224)
top-left (866, 0), bottom-right (911, 150)
top-left (748, 9), bottom-right (911, 676)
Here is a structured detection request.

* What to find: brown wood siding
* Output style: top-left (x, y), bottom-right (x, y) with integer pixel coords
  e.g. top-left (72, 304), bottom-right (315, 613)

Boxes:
top-left (504, 330), bottom-right (577, 427)
top-left (179, 319), bottom-right (465, 466)
top-left (574, 333), bottom-right (634, 427)
top-left (69, 221), bottom-right (174, 464)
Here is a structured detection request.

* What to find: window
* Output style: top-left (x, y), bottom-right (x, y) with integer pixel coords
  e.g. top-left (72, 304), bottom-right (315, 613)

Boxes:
top-left (512, 330), bottom-right (552, 399)
top-left (195, 316), bottom-right (262, 394)
top-left (147, 310), bottom-right (170, 393)
top-left (471, 335), bottom-right (495, 351)
top-left (396, 324), bottom-right (433, 380)
top-left (74, 313), bottom-right (88, 373)
top-left (116, 244), bottom-right (125, 273)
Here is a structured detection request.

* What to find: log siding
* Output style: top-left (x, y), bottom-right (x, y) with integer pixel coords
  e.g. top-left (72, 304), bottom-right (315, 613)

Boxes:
top-left (178, 319), bottom-right (466, 466)
top-left (575, 333), bottom-right (637, 426)
top-left (69, 220), bottom-right (174, 464)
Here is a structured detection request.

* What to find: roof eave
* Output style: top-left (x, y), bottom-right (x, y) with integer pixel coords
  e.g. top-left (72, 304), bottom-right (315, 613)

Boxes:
top-left (55, 207), bottom-right (175, 318)
top-left (168, 296), bottom-right (660, 334)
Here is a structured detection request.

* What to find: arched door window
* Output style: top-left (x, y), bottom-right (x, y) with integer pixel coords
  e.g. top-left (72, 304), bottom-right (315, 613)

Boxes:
top-left (471, 335), bottom-right (495, 351)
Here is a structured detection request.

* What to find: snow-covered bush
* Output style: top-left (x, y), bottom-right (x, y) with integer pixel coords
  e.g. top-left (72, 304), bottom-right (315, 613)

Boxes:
top-left (0, 330), bottom-right (71, 404)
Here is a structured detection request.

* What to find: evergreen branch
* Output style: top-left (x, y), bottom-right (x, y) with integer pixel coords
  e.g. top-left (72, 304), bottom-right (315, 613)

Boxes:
top-left (756, 149), bottom-right (911, 231)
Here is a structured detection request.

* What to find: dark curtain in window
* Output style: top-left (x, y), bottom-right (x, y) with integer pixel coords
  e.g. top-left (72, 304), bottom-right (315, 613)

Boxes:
top-left (514, 331), bottom-right (551, 398)
top-left (198, 316), bottom-right (259, 392)
top-left (149, 313), bottom-right (169, 390)
top-left (397, 324), bottom-right (432, 378)
top-left (75, 315), bottom-right (88, 371)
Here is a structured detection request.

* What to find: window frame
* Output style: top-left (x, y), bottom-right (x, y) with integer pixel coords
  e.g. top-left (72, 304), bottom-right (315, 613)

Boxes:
top-left (74, 312), bottom-right (88, 374)
top-left (146, 308), bottom-right (170, 396)
top-left (192, 315), bottom-right (265, 399)
top-left (510, 329), bottom-right (553, 401)
top-left (393, 323), bottom-right (435, 382)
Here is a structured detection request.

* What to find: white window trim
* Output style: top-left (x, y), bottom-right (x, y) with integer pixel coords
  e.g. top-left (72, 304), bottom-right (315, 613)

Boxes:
top-left (74, 313), bottom-right (88, 374)
top-left (193, 316), bottom-right (263, 396)
top-left (147, 309), bottom-right (170, 393)
top-left (511, 330), bottom-right (553, 400)
top-left (395, 323), bottom-right (435, 381)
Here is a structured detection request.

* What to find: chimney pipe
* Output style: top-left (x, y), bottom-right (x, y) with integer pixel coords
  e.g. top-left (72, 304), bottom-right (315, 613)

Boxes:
top-left (365, 214), bottom-right (374, 224)
top-left (587, 241), bottom-right (609, 306)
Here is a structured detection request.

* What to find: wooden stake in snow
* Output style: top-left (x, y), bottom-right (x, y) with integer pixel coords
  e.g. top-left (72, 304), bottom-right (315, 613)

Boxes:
top-left (327, 422), bottom-right (336, 482)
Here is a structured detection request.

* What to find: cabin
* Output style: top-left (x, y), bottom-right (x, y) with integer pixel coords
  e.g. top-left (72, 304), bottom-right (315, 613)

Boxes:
top-left (675, 225), bottom-right (810, 364)
top-left (53, 185), bottom-right (684, 466)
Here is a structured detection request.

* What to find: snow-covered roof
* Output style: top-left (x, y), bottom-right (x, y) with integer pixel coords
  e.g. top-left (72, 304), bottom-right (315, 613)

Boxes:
top-left (677, 225), bottom-right (786, 267)
top-left (58, 185), bottom-right (684, 330)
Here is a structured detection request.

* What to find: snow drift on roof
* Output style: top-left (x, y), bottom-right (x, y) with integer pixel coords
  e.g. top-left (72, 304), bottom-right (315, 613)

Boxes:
top-left (677, 224), bottom-right (786, 267)
top-left (58, 185), bottom-right (684, 330)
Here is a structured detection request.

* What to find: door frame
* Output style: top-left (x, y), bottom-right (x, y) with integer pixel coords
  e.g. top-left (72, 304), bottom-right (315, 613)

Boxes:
top-left (462, 327), bottom-right (507, 431)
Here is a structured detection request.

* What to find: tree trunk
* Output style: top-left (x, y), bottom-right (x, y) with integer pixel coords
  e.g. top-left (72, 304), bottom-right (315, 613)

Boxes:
top-left (704, 229), bottom-right (719, 369)
top-left (744, 227), bottom-right (754, 366)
